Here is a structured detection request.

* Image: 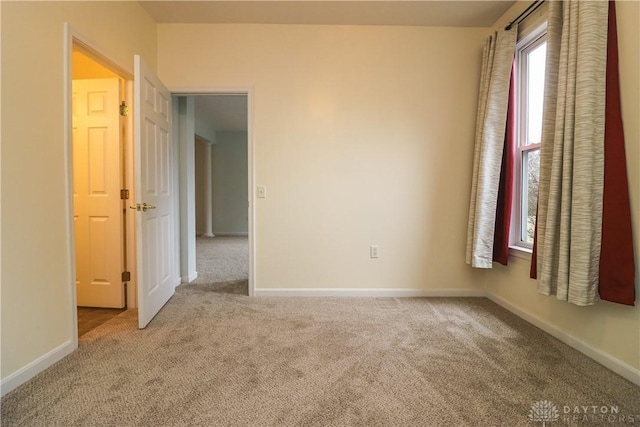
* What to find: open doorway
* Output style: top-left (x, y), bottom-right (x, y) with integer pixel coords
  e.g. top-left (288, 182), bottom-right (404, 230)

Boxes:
top-left (66, 29), bottom-right (180, 340)
top-left (70, 42), bottom-right (134, 337)
top-left (192, 95), bottom-right (249, 295)
top-left (174, 91), bottom-right (253, 295)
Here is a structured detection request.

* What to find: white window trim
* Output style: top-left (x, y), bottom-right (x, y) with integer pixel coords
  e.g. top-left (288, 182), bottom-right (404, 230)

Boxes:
top-left (509, 245), bottom-right (533, 260)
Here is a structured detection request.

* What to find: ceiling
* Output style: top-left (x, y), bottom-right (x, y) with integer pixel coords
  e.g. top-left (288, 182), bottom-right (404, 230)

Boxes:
top-left (194, 95), bottom-right (248, 133)
top-left (140, 1), bottom-right (516, 27)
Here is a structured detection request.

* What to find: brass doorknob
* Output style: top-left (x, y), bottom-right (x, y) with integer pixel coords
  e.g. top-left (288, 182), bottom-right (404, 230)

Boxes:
top-left (130, 203), bottom-right (156, 212)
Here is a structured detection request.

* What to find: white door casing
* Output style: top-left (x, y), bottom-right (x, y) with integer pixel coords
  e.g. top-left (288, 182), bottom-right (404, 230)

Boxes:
top-left (73, 78), bottom-right (125, 308)
top-left (134, 55), bottom-right (175, 328)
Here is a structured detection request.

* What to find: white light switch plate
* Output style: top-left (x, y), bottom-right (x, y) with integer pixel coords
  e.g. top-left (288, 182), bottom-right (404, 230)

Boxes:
top-left (370, 245), bottom-right (379, 258)
top-left (257, 186), bottom-right (267, 198)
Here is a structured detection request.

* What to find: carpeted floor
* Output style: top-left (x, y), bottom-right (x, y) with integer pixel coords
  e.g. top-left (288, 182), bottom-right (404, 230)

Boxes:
top-left (192, 236), bottom-right (248, 294)
top-left (2, 288), bottom-right (639, 426)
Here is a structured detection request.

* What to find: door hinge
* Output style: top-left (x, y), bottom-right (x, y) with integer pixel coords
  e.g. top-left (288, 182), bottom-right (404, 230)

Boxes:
top-left (119, 101), bottom-right (129, 117)
top-left (120, 189), bottom-right (129, 200)
top-left (122, 271), bottom-right (131, 282)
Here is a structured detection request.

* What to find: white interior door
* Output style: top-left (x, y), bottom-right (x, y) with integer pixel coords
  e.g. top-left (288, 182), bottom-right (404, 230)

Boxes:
top-left (134, 55), bottom-right (175, 328)
top-left (73, 78), bottom-right (125, 308)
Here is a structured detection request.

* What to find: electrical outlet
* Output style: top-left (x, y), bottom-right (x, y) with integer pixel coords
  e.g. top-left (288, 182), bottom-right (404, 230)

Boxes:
top-left (257, 186), bottom-right (267, 198)
top-left (370, 245), bottom-right (379, 258)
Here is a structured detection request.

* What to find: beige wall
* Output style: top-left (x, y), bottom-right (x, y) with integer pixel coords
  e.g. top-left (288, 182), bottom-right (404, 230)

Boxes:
top-left (484, 1), bottom-right (640, 372)
top-left (158, 24), bottom-right (489, 291)
top-left (1, 1), bottom-right (156, 381)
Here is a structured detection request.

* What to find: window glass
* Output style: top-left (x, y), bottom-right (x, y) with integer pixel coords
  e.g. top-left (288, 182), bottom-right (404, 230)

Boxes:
top-left (522, 148), bottom-right (540, 244)
top-left (526, 43), bottom-right (547, 146)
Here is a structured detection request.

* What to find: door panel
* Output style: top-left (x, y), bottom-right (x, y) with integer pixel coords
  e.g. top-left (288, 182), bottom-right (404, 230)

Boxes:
top-left (135, 55), bottom-right (175, 328)
top-left (73, 78), bottom-right (124, 308)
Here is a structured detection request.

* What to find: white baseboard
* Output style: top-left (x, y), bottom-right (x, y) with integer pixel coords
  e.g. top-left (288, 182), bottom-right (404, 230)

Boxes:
top-left (1, 340), bottom-right (75, 397)
top-left (181, 272), bottom-right (198, 283)
top-left (486, 292), bottom-right (640, 386)
top-left (254, 288), bottom-right (486, 298)
top-left (212, 232), bottom-right (248, 237)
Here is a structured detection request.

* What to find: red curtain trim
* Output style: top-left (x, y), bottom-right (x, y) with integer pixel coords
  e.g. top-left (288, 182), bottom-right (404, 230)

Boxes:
top-left (530, 205), bottom-right (538, 280)
top-left (598, 0), bottom-right (636, 306)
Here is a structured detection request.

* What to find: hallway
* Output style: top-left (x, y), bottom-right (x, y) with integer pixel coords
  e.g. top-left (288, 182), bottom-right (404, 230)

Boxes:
top-left (192, 236), bottom-right (248, 294)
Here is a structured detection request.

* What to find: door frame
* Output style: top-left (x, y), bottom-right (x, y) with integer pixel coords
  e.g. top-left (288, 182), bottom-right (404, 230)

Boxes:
top-left (63, 24), bottom-right (137, 347)
top-left (172, 88), bottom-right (256, 296)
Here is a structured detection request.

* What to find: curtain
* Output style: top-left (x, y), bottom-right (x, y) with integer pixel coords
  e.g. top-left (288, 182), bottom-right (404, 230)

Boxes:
top-left (492, 64), bottom-right (516, 266)
top-left (466, 27), bottom-right (518, 269)
top-left (598, 0), bottom-right (635, 306)
top-left (533, 0), bottom-right (610, 305)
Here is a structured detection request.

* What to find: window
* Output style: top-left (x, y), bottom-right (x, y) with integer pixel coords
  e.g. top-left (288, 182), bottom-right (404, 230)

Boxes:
top-left (513, 27), bottom-right (547, 250)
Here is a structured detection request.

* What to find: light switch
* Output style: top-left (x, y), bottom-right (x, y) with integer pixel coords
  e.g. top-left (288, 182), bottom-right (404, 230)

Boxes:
top-left (257, 186), bottom-right (267, 198)
top-left (370, 245), bottom-right (379, 258)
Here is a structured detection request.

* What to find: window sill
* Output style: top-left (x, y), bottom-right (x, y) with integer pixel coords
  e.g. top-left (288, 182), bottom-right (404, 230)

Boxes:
top-left (509, 245), bottom-right (533, 261)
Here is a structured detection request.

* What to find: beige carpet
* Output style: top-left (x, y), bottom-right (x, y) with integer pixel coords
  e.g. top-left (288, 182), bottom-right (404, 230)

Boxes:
top-left (2, 287), bottom-right (639, 426)
top-left (193, 236), bottom-right (248, 293)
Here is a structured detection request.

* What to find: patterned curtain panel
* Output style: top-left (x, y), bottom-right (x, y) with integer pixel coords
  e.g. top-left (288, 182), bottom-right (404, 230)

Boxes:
top-left (534, 0), bottom-right (609, 305)
top-left (466, 27), bottom-right (518, 269)
top-left (492, 64), bottom-right (516, 267)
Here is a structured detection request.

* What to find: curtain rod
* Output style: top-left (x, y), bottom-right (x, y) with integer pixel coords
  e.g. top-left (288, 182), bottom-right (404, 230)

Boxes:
top-left (505, 0), bottom-right (547, 31)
